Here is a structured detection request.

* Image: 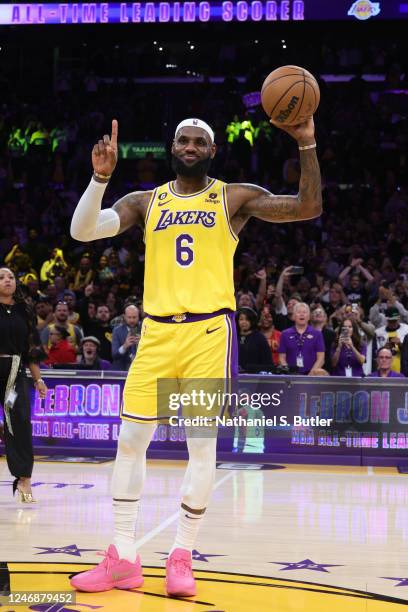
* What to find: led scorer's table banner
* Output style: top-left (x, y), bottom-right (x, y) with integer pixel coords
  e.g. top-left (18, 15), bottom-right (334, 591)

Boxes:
top-left (1, 370), bottom-right (406, 466)
top-left (0, 1), bottom-right (406, 25)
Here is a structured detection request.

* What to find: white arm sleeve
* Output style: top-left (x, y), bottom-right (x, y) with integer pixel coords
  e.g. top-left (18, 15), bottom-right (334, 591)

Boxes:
top-left (70, 177), bottom-right (121, 242)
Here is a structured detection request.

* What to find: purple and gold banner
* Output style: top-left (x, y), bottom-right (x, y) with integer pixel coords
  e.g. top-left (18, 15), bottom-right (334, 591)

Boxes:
top-left (0, 372), bottom-right (401, 465)
top-left (0, 1), bottom-right (405, 26)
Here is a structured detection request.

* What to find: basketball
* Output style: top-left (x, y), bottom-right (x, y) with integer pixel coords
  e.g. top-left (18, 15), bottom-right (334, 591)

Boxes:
top-left (261, 65), bottom-right (320, 126)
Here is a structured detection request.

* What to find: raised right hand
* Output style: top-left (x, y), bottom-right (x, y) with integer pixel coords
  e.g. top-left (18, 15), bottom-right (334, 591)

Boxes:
top-left (92, 119), bottom-right (118, 176)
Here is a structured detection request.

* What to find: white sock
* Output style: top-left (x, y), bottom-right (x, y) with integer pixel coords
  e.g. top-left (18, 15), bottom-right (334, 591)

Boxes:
top-left (169, 505), bottom-right (205, 557)
top-left (113, 500), bottom-right (140, 562)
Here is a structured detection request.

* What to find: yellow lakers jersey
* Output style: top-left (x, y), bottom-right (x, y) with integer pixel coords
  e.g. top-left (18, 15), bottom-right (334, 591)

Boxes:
top-left (143, 178), bottom-right (238, 316)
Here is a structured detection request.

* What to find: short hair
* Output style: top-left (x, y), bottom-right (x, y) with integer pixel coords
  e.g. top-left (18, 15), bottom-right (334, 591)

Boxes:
top-left (293, 302), bottom-right (310, 315)
top-left (97, 303), bottom-right (111, 312)
top-left (124, 304), bottom-right (139, 315)
top-left (377, 346), bottom-right (393, 358)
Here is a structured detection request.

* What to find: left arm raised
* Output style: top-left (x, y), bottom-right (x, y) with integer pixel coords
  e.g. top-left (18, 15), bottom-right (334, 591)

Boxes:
top-left (230, 117), bottom-right (322, 225)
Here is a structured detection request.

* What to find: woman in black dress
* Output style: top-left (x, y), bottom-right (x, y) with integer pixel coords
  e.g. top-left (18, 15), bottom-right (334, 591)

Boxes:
top-left (0, 267), bottom-right (47, 502)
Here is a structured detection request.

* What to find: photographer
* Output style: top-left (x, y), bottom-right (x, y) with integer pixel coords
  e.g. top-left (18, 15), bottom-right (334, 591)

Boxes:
top-left (331, 318), bottom-right (366, 377)
top-left (112, 305), bottom-right (141, 371)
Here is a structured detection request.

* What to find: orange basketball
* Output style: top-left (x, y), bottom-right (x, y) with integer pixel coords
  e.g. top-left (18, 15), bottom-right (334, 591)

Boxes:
top-left (261, 65), bottom-right (320, 126)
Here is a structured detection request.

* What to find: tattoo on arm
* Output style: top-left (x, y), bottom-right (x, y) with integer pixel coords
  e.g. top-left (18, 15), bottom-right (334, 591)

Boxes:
top-left (240, 184), bottom-right (301, 222)
top-left (239, 148), bottom-right (322, 223)
top-left (112, 191), bottom-right (147, 233)
top-left (298, 148), bottom-right (322, 210)
top-left (259, 196), bottom-right (301, 220)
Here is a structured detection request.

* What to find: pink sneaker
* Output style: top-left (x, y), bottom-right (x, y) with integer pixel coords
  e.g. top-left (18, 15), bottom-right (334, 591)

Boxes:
top-left (70, 544), bottom-right (143, 592)
top-left (165, 548), bottom-right (196, 597)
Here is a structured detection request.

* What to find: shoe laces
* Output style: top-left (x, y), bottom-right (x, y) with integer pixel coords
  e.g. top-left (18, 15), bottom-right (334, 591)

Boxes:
top-left (97, 550), bottom-right (115, 575)
top-left (170, 557), bottom-right (191, 577)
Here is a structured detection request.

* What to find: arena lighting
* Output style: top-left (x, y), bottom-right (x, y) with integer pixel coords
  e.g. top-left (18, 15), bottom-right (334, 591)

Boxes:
top-left (0, 1), bottom-right (405, 25)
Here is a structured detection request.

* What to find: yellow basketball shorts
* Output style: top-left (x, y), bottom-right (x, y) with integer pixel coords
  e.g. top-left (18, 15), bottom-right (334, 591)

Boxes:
top-left (121, 310), bottom-right (237, 422)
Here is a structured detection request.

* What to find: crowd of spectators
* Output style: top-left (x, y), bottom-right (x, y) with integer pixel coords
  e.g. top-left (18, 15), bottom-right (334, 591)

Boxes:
top-left (0, 33), bottom-right (407, 376)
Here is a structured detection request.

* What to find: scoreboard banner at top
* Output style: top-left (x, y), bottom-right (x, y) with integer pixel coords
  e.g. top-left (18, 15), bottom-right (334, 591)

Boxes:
top-left (0, 1), bottom-right (406, 25)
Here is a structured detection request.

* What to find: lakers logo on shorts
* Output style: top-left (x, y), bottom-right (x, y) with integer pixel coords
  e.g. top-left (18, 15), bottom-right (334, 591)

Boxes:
top-left (172, 314), bottom-right (187, 323)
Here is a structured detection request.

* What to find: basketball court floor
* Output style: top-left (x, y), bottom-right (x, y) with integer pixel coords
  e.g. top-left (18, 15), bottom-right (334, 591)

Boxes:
top-left (1, 457), bottom-right (407, 611)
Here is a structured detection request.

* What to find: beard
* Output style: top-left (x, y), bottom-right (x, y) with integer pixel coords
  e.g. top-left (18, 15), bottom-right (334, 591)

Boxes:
top-left (171, 153), bottom-right (212, 178)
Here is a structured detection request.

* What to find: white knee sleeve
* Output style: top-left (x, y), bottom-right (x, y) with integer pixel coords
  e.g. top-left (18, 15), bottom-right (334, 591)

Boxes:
top-left (181, 436), bottom-right (217, 509)
top-left (111, 421), bottom-right (156, 500)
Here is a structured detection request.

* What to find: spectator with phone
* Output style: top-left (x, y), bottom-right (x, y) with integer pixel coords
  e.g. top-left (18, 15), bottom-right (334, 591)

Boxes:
top-left (331, 318), bottom-right (366, 377)
top-left (112, 305), bottom-right (142, 371)
top-left (349, 303), bottom-right (375, 375)
top-left (310, 304), bottom-right (335, 373)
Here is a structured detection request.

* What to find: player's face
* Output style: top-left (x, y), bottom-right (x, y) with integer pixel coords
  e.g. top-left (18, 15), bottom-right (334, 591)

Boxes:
top-left (171, 127), bottom-right (215, 178)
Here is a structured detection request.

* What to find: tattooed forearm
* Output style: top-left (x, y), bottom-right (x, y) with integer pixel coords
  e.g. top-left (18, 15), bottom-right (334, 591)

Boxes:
top-left (231, 149), bottom-right (322, 225)
top-left (298, 148), bottom-right (322, 215)
top-left (249, 195), bottom-right (301, 221)
top-left (237, 185), bottom-right (308, 223)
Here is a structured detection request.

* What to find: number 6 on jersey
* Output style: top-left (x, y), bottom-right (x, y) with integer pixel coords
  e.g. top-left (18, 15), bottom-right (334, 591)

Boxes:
top-left (176, 233), bottom-right (194, 267)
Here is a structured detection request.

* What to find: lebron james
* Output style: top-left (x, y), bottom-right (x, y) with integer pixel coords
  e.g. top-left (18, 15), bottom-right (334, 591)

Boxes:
top-left (70, 116), bottom-right (322, 597)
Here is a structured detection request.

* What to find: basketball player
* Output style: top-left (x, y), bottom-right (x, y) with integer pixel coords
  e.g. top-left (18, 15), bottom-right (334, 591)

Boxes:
top-left (69, 117), bottom-right (322, 597)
